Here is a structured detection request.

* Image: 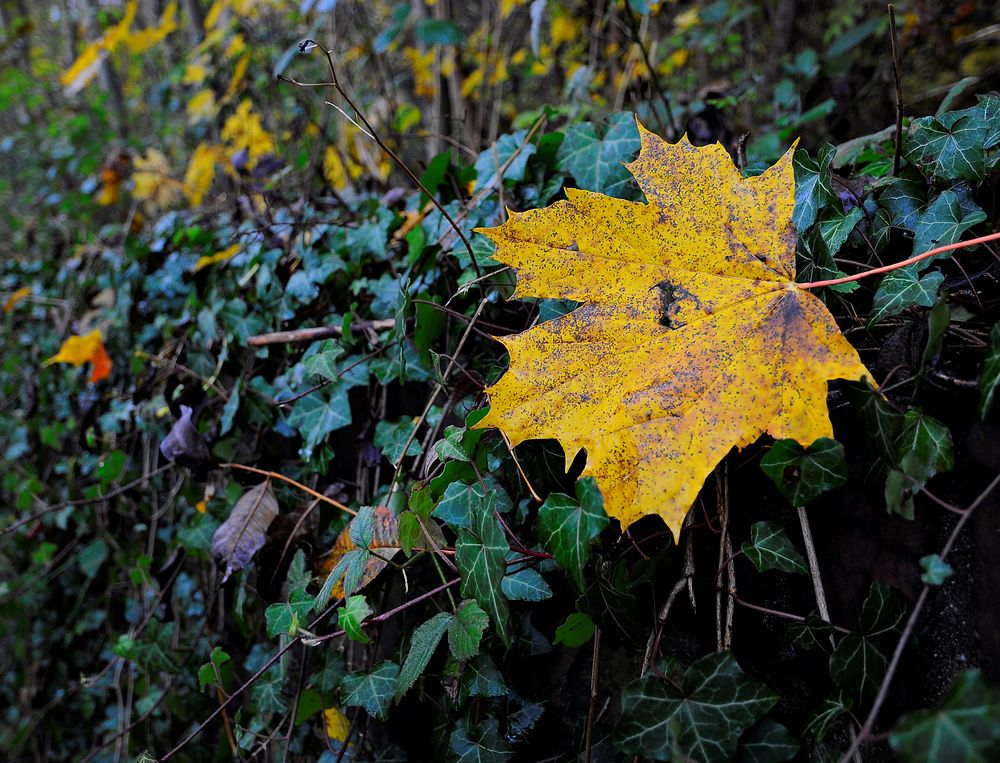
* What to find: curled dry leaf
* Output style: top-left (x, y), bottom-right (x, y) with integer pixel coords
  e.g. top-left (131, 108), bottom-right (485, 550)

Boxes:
top-left (159, 404), bottom-right (210, 466)
top-left (212, 481), bottom-right (280, 583)
top-left (475, 120), bottom-right (871, 540)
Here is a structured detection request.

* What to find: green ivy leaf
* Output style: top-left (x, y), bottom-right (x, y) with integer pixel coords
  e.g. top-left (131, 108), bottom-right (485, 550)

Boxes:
top-left (760, 437), bottom-right (848, 506)
top-left (474, 130), bottom-right (538, 192)
top-left (341, 661), bottom-right (399, 721)
top-left (338, 595), bottom-right (372, 644)
top-left (374, 416), bottom-right (423, 464)
top-left (448, 717), bottom-right (514, 763)
top-left (804, 695), bottom-right (853, 742)
top-left (830, 582), bottom-right (905, 701)
top-left (904, 112), bottom-right (990, 182)
top-left (615, 652), bottom-right (778, 762)
top-left (741, 521), bottom-right (809, 576)
top-left (287, 382), bottom-right (352, 459)
top-left (896, 409), bottom-right (953, 484)
top-left (414, 18), bottom-right (463, 45)
top-left (219, 377), bottom-right (241, 436)
top-left (459, 655), bottom-right (508, 701)
top-left (979, 321), bottom-right (1000, 421)
top-left (793, 144), bottom-right (837, 232)
top-left (455, 496), bottom-right (511, 646)
top-left (869, 269), bottom-right (944, 326)
top-left (303, 340), bottom-right (345, 381)
top-left (501, 562), bottom-right (552, 601)
top-left (910, 190), bottom-right (986, 264)
top-left (817, 206), bottom-right (863, 256)
top-left (252, 666), bottom-right (288, 714)
top-left (876, 173), bottom-right (927, 231)
top-left (449, 600), bottom-right (489, 661)
top-left (197, 646), bottom-right (231, 692)
top-left (433, 475), bottom-right (512, 529)
top-left (890, 670), bottom-right (1000, 762)
top-left (553, 612), bottom-right (595, 648)
top-left (736, 719), bottom-right (799, 763)
top-left (265, 588), bottom-right (314, 637)
top-left (557, 112), bottom-right (641, 199)
top-left (396, 611), bottom-right (453, 701)
top-left (537, 478), bottom-right (609, 591)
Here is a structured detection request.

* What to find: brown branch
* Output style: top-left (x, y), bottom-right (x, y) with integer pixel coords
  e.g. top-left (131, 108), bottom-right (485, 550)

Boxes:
top-left (247, 319), bottom-right (395, 347)
top-left (888, 4), bottom-right (904, 176)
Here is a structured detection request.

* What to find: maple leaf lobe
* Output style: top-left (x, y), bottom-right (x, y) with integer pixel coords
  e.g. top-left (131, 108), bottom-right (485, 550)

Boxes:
top-left (475, 119), bottom-right (870, 539)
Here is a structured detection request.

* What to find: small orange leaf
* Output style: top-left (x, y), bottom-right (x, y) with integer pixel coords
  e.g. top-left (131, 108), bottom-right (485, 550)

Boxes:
top-left (44, 329), bottom-right (112, 382)
top-left (3, 287), bottom-right (31, 315)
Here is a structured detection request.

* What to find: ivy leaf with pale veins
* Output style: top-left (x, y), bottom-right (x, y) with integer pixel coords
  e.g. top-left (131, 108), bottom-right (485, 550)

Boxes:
top-left (904, 110), bottom-right (991, 182)
top-left (265, 588), bottom-right (313, 637)
top-left (792, 143), bottom-right (838, 232)
top-left (614, 651), bottom-right (779, 762)
top-left (448, 717), bottom-right (514, 763)
top-left (287, 382), bottom-right (352, 459)
top-left (337, 594), bottom-right (372, 644)
top-left (433, 474), bottom-right (512, 529)
top-left (736, 719), bottom-right (800, 763)
top-left (891, 670), bottom-right (1000, 763)
top-left (341, 661), bottom-right (399, 721)
top-left (211, 481), bottom-right (279, 583)
top-left (760, 437), bottom-right (848, 506)
top-left (537, 478), bottom-right (609, 591)
top-left (869, 269), bottom-right (945, 327)
top-left (830, 581), bottom-right (906, 702)
top-left (474, 129), bottom-right (537, 192)
top-left (455, 495), bottom-right (511, 646)
top-left (475, 122), bottom-right (870, 539)
top-left (741, 521), bottom-right (809, 575)
top-left (303, 339), bottom-right (345, 381)
top-left (557, 111), bottom-right (641, 199)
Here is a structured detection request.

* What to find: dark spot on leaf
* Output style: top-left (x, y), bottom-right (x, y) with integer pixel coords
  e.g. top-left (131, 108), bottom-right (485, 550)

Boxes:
top-left (783, 465), bottom-right (801, 484)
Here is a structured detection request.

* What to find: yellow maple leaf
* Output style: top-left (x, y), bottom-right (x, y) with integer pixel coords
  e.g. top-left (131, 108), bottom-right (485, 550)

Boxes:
top-left (44, 329), bottom-right (112, 383)
top-left (323, 706), bottom-right (351, 742)
top-left (475, 121), bottom-right (871, 539)
top-left (186, 88), bottom-right (217, 124)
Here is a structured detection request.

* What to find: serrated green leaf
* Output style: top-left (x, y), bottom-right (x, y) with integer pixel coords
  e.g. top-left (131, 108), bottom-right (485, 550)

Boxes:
top-left (537, 478), bottom-right (609, 591)
top-left (448, 717), bottom-right (513, 763)
top-left (979, 321), bottom-right (1000, 421)
top-left (614, 652), bottom-right (778, 762)
top-left (341, 661), bottom-right (399, 721)
top-left (449, 600), bottom-right (489, 661)
top-left (741, 521), bottom-right (809, 575)
top-left (395, 612), bottom-right (453, 700)
top-left (737, 719), bottom-right (799, 763)
top-left (557, 112), bottom-right (641, 199)
top-left (455, 496), bottom-right (511, 647)
top-left (338, 595), bottom-right (372, 644)
top-left (553, 611), bottom-right (595, 648)
top-left (890, 670), bottom-right (1000, 762)
top-left (760, 437), bottom-right (848, 506)
top-left (870, 269), bottom-right (944, 326)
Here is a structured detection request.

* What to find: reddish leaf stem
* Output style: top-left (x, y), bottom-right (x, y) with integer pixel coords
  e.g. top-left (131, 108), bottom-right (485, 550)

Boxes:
top-left (797, 231), bottom-right (1000, 289)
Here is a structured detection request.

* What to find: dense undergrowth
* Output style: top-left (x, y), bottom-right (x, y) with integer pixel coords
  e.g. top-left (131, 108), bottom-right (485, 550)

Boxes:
top-left (2, 1), bottom-right (1000, 762)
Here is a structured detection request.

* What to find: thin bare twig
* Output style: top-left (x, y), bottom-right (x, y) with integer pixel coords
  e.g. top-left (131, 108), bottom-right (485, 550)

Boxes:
top-left (888, 4), bottom-right (904, 176)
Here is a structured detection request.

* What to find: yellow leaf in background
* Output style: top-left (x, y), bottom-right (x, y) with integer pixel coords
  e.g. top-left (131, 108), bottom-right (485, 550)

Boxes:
top-left (674, 7), bottom-right (700, 31)
top-left (44, 329), bottom-right (112, 383)
top-left (474, 121), bottom-right (870, 539)
top-left (221, 99), bottom-right (276, 169)
top-left (3, 287), bottom-right (31, 315)
top-left (193, 244), bottom-right (240, 273)
top-left (225, 33), bottom-right (246, 58)
top-left (500, 0), bottom-right (527, 20)
top-left (404, 48), bottom-right (437, 98)
top-left (460, 67), bottom-right (483, 98)
top-left (323, 146), bottom-right (350, 191)
top-left (511, 47), bottom-right (528, 66)
top-left (183, 59), bottom-right (208, 85)
top-left (550, 14), bottom-right (583, 46)
top-left (96, 168), bottom-right (121, 206)
top-left (221, 55), bottom-right (250, 103)
top-left (184, 143), bottom-right (224, 206)
top-left (186, 88), bottom-right (217, 124)
top-left (132, 148), bottom-right (183, 209)
top-left (124, 2), bottom-right (177, 54)
top-left (204, 0), bottom-right (226, 31)
top-left (59, 43), bottom-right (104, 93)
top-left (323, 706), bottom-right (351, 743)
top-left (669, 49), bottom-right (689, 69)
top-left (195, 499), bottom-right (208, 514)
top-left (102, 1), bottom-right (138, 49)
